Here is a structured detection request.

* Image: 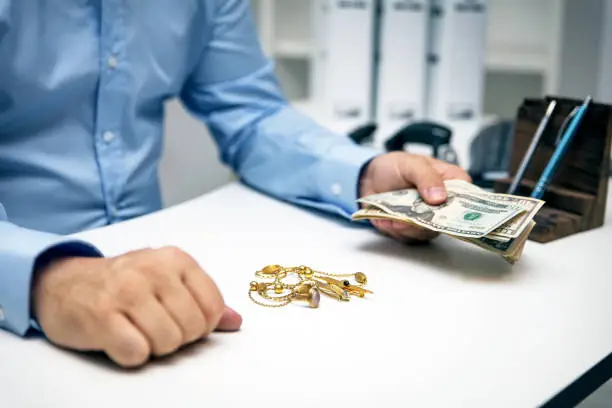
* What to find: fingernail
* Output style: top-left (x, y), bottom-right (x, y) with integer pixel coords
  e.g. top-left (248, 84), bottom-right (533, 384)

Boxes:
top-left (216, 306), bottom-right (243, 332)
top-left (426, 187), bottom-right (446, 202)
top-left (225, 306), bottom-right (241, 318)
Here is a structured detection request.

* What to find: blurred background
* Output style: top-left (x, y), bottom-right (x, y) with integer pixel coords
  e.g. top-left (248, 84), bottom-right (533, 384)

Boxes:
top-left (159, 2), bottom-right (611, 405)
top-left (160, 0), bottom-right (612, 207)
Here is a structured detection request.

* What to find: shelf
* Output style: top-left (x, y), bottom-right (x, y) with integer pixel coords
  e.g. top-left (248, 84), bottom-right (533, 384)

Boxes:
top-left (485, 48), bottom-right (551, 74)
top-left (273, 40), bottom-right (315, 59)
top-left (291, 99), bottom-right (317, 116)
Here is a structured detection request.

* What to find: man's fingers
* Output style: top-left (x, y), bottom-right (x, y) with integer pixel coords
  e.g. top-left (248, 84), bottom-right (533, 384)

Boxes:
top-left (372, 219), bottom-right (439, 242)
top-left (215, 306), bottom-right (243, 332)
top-left (157, 282), bottom-right (208, 344)
top-left (428, 157), bottom-right (472, 182)
top-left (125, 298), bottom-right (183, 357)
top-left (104, 313), bottom-right (151, 368)
top-left (392, 223), bottom-right (439, 242)
top-left (183, 268), bottom-right (226, 334)
top-left (399, 157), bottom-right (447, 204)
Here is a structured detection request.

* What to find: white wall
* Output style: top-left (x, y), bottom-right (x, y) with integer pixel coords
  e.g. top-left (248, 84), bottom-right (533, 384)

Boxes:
top-left (558, 0), bottom-right (605, 99)
top-left (159, 101), bottom-right (234, 207)
top-left (597, 0), bottom-right (612, 104)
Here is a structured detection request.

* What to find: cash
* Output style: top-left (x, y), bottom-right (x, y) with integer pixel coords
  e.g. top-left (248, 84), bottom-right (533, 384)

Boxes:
top-left (352, 179), bottom-right (545, 264)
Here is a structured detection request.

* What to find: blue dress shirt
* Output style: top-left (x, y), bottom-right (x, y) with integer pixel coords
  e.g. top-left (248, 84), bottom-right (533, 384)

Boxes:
top-left (0, 0), bottom-right (380, 336)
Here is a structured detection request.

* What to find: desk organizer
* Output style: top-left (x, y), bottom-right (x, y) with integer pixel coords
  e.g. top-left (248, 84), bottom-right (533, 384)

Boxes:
top-left (494, 96), bottom-right (612, 243)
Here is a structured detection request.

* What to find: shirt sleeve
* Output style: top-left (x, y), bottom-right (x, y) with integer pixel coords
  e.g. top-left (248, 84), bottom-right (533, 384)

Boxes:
top-left (180, 0), bottom-right (383, 219)
top-left (0, 203), bottom-right (103, 336)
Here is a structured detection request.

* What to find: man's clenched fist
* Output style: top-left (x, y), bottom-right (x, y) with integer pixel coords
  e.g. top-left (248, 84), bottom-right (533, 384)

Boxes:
top-left (32, 246), bottom-right (242, 368)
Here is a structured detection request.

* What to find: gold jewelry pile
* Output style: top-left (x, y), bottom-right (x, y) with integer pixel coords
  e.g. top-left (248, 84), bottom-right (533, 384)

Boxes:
top-left (248, 264), bottom-right (371, 308)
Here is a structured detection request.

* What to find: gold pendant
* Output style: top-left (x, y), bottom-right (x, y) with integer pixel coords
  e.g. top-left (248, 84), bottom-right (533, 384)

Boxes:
top-left (248, 265), bottom-right (371, 308)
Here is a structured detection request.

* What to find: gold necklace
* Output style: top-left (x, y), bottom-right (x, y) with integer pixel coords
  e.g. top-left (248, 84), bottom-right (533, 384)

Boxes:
top-left (248, 264), bottom-right (371, 308)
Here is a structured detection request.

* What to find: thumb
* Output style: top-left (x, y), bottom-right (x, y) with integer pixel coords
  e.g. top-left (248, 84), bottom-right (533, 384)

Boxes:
top-left (214, 306), bottom-right (243, 332)
top-left (399, 157), bottom-right (447, 205)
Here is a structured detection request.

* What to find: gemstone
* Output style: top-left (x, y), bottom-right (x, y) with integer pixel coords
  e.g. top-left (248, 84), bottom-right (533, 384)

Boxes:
top-left (343, 280), bottom-right (350, 286)
top-left (309, 288), bottom-right (321, 308)
top-left (355, 272), bottom-right (367, 284)
top-left (262, 264), bottom-right (281, 275)
top-left (274, 284), bottom-right (283, 294)
top-left (301, 266), bottom-right (313, 277)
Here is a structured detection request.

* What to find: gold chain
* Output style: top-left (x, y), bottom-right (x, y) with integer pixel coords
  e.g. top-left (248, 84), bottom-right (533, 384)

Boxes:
top-left (248, 264), bottom-right (371, 308)
top-left (248, 290), bottom-right (292, 308)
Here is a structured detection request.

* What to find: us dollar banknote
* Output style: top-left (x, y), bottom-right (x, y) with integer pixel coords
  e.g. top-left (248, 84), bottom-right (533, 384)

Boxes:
top-left (443, 180), bottom-right (544, 240)
top-left (353, 205), bottom-right (533, 263)
top-left (353, 180), bottom-right (545, 263)
top-left (357, 187), bottom-right (527, 239)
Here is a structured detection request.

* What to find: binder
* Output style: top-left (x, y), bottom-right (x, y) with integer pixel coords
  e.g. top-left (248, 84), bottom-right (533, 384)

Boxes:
top-left (374, 0), bottom-right (429, 148)
top-left (311, 0), bottom-right (377, 135)
top-left (426, 0), bottom-right (487, 124)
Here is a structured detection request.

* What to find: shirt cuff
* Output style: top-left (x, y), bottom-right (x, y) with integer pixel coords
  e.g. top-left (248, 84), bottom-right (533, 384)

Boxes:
top-left (0, 222), bottom-right (103, 336)
top-left (303, 142), bottom-right (382, 219)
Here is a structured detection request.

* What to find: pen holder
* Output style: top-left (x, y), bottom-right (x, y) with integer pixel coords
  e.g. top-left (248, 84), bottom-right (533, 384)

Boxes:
top-left (494, 96), bottom-right (612, 243)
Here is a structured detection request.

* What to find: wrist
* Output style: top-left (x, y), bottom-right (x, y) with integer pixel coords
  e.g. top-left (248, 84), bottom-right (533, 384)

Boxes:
top-left (31, 243), bottom-right (103, 324)
top-left (357, 157), bottom-right (376, 202)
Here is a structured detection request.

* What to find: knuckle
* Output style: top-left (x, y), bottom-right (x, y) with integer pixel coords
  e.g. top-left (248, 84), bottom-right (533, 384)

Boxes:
top-left (143, 265), bottom-right (174, 287)
top-left (157, 328), bottom-right (183, 356)
top-left (415, 155), bottom-right (429, 164)
top-left (206, 297), bottom-right (225, 331)
top-left (186, 315), bottom-right (207, 342)
top-left (110, 254), bottom-right (138, 272)
top-left (113, 272), bottom-right (148, 310)
top-left (160, 246), bottom-right (189, 262)
top-left (155, 246), bottom-right (199, 275)
top-left (92, 294), bottom-right (114, 320)
top-left (114, 340), bottom-right (149, 368)
top-left (105, 320), bottom-right (150, 368)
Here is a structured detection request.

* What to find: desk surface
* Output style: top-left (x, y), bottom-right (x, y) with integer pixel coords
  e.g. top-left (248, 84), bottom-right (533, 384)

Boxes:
top-left (1, 182), bottom-right (611, 408)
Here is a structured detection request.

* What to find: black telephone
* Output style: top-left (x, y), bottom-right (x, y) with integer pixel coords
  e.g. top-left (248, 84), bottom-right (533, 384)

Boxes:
top-left (384, 121), bottom-right (459, 165)
top-left (348, 122), bottom-right (378, 145)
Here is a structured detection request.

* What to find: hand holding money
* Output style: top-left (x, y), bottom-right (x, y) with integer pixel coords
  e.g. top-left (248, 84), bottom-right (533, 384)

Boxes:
top-left (358, 152), bottom-right (473, 242)
top-left (353, 179), bottom-right (545, 264)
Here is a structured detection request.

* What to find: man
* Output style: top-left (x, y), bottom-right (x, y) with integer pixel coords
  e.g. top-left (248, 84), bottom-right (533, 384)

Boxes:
top-left (0, 0), bottom-right (470, 368)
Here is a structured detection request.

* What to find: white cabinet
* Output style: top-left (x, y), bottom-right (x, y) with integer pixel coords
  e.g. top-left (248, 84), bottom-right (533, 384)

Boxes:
top-left (249, 0), bottom-right (568, 121)
top-left (484, 0), bottom-right (564, 94)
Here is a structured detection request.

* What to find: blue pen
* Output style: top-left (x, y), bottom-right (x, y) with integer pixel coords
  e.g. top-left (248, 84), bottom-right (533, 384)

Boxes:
top-left (531, 96), bottom-right (592, 199)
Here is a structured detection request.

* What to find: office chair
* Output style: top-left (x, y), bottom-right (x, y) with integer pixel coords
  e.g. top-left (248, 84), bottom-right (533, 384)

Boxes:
top-left (467, 119), bottom-right (515, 189)
top-left (348, 123), bottom-right (378, 145)
top-left (383, 121), bottom-right (459, 165)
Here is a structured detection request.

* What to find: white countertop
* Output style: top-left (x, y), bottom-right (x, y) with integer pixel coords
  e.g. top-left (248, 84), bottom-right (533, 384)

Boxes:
top-left (1, 181), bottom-right (611, 408)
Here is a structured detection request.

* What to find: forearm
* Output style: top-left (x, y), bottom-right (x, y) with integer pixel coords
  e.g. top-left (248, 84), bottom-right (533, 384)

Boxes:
top-left (179, 0), bottom-right (382, 219)
top-left (0, 215), bottom-right (103, 336)
top-left (223, 93), bottom-right (381, 218)
top-left (183, 61), bottom-right (382, 219)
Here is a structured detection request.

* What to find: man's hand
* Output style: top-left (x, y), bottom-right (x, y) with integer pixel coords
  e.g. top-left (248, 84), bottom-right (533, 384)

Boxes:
top-left (359, 152), bottom-right (471, 243)
top-left (32, 246), bottom-right (242, 368)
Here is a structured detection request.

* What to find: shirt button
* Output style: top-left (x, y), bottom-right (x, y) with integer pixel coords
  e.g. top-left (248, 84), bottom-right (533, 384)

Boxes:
top-left (102, 131), bottom-right (115, 143)
top-left (0, 305), bottom-right (5, 322)
top-left (107, 55), bottom-right (118, 69)
top-left (331, 183), bottom-right (342, 196)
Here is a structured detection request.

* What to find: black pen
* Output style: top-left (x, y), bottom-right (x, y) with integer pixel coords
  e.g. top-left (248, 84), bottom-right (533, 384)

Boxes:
top-left (507, 100), bottom-right (557, 195)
